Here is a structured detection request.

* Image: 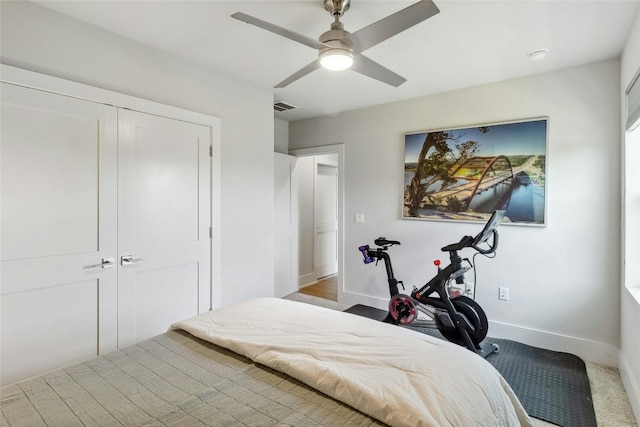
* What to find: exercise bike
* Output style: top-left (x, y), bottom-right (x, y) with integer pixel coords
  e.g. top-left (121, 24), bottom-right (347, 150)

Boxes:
top-left (358, 210), bottom-right (505, 358)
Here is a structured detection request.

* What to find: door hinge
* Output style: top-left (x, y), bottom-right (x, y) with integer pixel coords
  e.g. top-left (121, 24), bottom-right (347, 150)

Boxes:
top-left (209, 227), bottom-right (212, 238)
top-left (209, 145), bottom-right (213, 157)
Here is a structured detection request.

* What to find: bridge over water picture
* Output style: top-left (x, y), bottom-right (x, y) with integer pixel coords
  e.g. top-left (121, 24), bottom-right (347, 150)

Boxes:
top-left (404, 118), bottom-right (547, 225)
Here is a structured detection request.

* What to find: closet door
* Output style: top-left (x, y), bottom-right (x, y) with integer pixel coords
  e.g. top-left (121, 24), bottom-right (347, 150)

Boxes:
top-left (117, 109), bottom-right (211, 347)
top-left (0, 83), bottom-right (118, 386)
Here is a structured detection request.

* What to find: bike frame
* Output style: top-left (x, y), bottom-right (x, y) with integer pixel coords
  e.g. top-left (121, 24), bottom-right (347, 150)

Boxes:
top-left (361, 241), bottom-right (478, 351)
top-left (358, 210), bottom-right (505, 356)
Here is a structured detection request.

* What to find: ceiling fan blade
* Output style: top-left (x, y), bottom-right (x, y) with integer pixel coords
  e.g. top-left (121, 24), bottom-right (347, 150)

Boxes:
top-left (351, 54), bottom-right (406, 87)
top-left (344, 0), bottom-right (440, 53)
top-left (232, 12), bottom-right (327, 50)
top-left (275, 59), bottom-right (322, 88)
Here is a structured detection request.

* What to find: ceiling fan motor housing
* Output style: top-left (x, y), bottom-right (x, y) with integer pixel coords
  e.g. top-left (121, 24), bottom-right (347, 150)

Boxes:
top-left (324, 0), bottom-right (351, 17)
top-left (319, 20), bottom-right (354, 53)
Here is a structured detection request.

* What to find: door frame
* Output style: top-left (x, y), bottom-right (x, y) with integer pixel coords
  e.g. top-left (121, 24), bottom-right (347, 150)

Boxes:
top-left (314, 160), bottom-right (338, 280)
top-left (274, 153), bottom-right (299, 298)
top-left (0, 64), bottom-right (222, 311)
top-left (289, 144), bottom-right (345, 303)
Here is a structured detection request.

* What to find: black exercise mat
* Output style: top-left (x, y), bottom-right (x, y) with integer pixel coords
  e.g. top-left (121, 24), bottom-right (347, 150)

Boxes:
top-left (344, 304), bottom-right (597, 427)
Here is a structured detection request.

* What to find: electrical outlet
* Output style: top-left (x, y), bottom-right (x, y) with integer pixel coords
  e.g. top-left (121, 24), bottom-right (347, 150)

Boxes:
top-left (499, 287), bottom-right (509, 301)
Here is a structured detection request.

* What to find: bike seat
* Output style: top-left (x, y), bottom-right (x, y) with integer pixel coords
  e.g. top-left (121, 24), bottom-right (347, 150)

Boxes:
top-left (375, 237), bottom-right (400, 247)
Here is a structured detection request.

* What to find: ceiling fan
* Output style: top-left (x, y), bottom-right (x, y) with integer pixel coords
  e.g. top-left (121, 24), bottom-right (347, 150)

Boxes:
top-left (232, 0), bottom-right (440, 88)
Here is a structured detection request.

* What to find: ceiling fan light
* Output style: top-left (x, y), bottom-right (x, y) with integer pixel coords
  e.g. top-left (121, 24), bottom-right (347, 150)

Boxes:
top-left (319, 48), bottom-right (354, 71)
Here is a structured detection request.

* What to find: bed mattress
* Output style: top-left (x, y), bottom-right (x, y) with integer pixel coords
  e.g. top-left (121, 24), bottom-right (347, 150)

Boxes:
top-left (173, 298), bottom-right (532, 427)
top-left (1, 329), bottom-right (382, 426)
top-left (2, 298), bottom-right (532, 426)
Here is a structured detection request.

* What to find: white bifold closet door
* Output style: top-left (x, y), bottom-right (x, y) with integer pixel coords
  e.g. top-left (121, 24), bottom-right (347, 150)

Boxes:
top-left (117, 109), bottom-right (211, 348)
top-left (0, 83), bottom-right (118, 386)
top-left (0, 83), bottom-right (212, 386)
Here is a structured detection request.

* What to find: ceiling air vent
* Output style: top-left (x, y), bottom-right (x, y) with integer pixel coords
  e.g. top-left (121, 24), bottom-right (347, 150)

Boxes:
top-left (274, 101), bottom-right (298, 112)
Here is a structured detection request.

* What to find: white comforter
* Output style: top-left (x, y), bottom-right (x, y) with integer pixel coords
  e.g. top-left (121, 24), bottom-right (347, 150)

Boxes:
top-left (172, 298), bottom-right (532, 427)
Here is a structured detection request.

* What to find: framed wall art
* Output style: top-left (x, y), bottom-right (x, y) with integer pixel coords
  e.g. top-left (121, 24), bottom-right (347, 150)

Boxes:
top-left (403, 118), bottom-right (548, 225)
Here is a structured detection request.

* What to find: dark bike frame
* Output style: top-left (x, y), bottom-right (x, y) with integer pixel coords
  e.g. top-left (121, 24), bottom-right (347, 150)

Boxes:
top-left (359, 210), bottom-right (505, 356)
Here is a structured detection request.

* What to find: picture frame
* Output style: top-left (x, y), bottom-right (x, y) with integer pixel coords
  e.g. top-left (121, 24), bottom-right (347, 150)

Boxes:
top-left (403, 118), bottom-right (548, 225)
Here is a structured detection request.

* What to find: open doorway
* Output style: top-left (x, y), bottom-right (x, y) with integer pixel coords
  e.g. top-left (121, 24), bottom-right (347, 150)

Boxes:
top-left (314, 158), bottom-right (338, 280)
top-left (289, 144), bottom-right (344, 303)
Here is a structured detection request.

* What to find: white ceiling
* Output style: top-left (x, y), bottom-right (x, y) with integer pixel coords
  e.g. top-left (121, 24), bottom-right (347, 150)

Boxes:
top-left (35, 0), bottom-right (639, 122)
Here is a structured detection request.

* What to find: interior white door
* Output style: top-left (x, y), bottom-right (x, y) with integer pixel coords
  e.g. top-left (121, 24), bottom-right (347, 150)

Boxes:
top-left (274, 153), bottom-right (298, 297)
top-left (117, 109), bottom-right (211, 348)
top-left (315, 163), bottom-right (338, 279)
top-left (0, 83), bottom-right (118, 386)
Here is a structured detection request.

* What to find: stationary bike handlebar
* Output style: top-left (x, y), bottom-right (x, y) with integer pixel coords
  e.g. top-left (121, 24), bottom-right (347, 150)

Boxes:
top-left (440, 229), bottom-right (499, 255)
top-left (358, 210), bottom-right (504, 292)
top-left (359, 227), bottom-right (499, 264)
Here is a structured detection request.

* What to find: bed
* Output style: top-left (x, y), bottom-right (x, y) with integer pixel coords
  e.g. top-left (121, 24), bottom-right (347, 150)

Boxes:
top-left (1, 298), bottom-right (532, 426)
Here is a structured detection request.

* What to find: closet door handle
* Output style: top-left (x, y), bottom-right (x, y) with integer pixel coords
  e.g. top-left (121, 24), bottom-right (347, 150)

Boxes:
top-left (121, 255), bottom-right (146, 266)
top-left (85, 258), bottom-right (115, 269)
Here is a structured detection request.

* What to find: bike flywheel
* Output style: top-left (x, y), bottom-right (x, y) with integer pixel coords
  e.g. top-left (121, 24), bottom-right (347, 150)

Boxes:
top-left (388, 294), bottom-right (417, 325)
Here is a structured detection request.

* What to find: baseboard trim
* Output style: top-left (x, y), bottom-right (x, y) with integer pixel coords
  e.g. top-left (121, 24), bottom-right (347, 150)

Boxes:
top-left (339, 292), bottom-right (387, 312)
top-left (339, 292), bottom-right (619, 366)
top-left (619, 350), bottom-right (640, 424)
top-left (488, 320), bottom-right (618, 366)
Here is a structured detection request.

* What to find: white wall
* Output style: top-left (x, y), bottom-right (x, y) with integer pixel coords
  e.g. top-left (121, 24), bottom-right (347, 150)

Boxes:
top-left (0, 1), bottom-right (275, 307)
top-left (620, 7), bottom-right (640, 421)
top-left (290, 59), bottom-right (621, 365)
top-left (275, 118), bottom-right (289, 154)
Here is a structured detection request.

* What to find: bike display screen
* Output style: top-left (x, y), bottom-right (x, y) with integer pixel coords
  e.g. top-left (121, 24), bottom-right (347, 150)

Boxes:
top-left (473, 210), bottom-right (506, 246)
